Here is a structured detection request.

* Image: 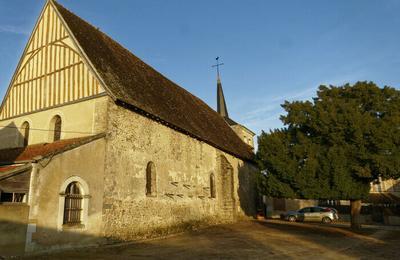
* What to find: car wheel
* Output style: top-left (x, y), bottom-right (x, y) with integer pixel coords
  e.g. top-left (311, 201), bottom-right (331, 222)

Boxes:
top-left (322, 217), bottom-right (332, 224)
top-left (288, 215), bottom-right (296, 222)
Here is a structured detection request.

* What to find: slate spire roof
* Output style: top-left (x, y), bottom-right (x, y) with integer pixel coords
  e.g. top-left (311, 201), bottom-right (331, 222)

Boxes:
top-left (52, 1), bottom-right (254, 160)
top-left (217, 76), bottom-right (229, 119)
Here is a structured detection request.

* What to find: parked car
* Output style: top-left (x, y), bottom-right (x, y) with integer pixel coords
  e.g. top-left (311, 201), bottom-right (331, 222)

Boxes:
top-left (280, 206), bottom-right (339, 224)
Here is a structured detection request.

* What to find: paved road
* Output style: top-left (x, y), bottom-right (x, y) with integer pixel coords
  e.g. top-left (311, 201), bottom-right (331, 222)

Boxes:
top-left (23, 220), bottom-right (400, 259)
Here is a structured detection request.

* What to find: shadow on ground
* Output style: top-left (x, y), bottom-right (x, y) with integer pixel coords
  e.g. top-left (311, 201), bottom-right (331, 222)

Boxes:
top-left (19, 220), bottom-right (400, 260)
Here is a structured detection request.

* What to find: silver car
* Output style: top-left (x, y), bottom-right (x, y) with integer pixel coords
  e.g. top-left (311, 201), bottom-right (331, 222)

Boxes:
top-left (281, 206), bottom-right (339, 224)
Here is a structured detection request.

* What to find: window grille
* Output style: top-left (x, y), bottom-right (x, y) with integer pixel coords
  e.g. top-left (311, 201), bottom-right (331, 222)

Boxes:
top-left (63, 182), bottom-right (83, 225)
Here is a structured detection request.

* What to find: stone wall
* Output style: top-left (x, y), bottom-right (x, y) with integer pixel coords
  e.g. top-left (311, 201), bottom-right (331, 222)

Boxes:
top-left (231, 124), bottom-right (255, 148)
top-left (0, 203), bottom-right (29, 256)
top-left (0, 96), bottom-right (108, 149)
top-left (102, 100), bottom-right (257, 240)
top-left (27, 138), bottom-right (107, 252)
top-left (263, 197), bottom-right (318, 218)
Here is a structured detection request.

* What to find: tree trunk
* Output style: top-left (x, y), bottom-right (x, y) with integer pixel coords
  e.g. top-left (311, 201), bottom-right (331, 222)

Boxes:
top-left (350, 199), bottom-right (362, 230)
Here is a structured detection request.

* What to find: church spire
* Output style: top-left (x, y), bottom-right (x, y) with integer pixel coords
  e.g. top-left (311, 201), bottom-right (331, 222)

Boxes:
top-left (212, 57), bottom-right (229, 118)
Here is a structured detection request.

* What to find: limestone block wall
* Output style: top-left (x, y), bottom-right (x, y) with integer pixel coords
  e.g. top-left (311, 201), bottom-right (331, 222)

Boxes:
top-left (231, 124), bottom-right (254, 148)
top-left (102, 100), bottom-right (257, 240)
top-left (27, 138), bottom-right (106, 252)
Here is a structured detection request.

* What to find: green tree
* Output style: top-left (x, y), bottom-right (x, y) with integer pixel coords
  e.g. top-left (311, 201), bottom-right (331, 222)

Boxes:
top-left (257, 82), bottom-right (400, 229)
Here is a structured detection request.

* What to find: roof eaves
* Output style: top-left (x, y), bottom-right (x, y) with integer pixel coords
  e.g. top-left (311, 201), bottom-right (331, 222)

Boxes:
top-left (116, 100), bottom-right (254, 162)
top-left (0, 164), bottom-right (32, 181)
top-left (33, 133), bottom-right (106, 163)
top-left (52, 1), bottom-right (255, 162)
top-left (0, 133), bottom-right (106, 165)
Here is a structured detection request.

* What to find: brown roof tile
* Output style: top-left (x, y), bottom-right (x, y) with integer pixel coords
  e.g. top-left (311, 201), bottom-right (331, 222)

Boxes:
top-left (53, 1), bottom-right (254, 161)
top-left (0, 134), bottom-right (105, 164)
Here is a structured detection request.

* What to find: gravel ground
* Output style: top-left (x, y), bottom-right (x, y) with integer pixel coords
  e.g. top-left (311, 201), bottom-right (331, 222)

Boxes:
top-left (20, 220), bottom-right (400, 259)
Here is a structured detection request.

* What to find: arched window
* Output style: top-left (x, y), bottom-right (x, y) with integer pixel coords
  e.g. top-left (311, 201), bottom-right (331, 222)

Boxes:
top-left (146, 162), bottom-right (157, 196)
top-left (210, 173), bottom-right (216, 198)
top-left (50, 115), bottom-right (62, 142)
top-left (58, 176), bottom-right (89, 231)
top-left (63, 182), bottom-right (83, 225)
top-left (21, 121), bottom-right (30, 146)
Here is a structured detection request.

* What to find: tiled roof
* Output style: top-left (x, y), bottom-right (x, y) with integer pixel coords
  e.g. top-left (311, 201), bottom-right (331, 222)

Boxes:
top-left (0, 165), bottom-right (21, 174)
top-left (0, 134), bottom-right (105, 164)
top-left (0, 164), bottom-right (31, 193)
top-left (53, 1), bottom-right (254, 161)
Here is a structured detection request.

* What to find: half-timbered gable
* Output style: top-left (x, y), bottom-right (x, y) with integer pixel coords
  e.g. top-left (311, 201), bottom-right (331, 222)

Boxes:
top-left (0, 1), bottom-right (108, 149)
top-left (0, 2), bottom-right (104, 120)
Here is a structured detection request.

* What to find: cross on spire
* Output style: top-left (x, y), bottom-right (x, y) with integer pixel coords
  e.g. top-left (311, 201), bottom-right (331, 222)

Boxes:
top-left (212, 56), bottom-right (224, 80)
top-left (212, 57), bottom-right (229, 118)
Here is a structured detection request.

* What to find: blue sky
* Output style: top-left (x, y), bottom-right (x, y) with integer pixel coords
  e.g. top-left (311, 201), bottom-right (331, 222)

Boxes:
top-left (1, 0), bottom-right (400, 136)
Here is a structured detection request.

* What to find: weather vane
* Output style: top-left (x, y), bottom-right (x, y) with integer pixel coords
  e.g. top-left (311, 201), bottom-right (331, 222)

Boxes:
top-left (212, 57), bottom-right (224, 79)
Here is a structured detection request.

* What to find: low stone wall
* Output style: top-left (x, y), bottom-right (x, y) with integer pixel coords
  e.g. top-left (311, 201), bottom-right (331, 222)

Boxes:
top-left (338, 214), bottom-right (400, 226)
top-left (339, 214), bottom-right (373, 224)
top-left (386, 216), bottom-right (400, 225)
top-left (263, 197), bottom-right (318, 218)
top-left (0, 203), bottom-right (29, 256)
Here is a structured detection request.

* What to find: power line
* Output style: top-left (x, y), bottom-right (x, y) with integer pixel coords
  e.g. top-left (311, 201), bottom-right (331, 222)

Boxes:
top-left (0, 125), bottom-right (93, 135)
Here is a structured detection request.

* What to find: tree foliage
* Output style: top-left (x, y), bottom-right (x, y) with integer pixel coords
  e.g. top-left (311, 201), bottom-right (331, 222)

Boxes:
top-left (257, 82), bottom-right (400, 200)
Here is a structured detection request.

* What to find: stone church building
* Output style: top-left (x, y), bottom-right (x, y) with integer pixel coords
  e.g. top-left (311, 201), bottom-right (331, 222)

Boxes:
top-left (0, 0), bottom-right (257, 255)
